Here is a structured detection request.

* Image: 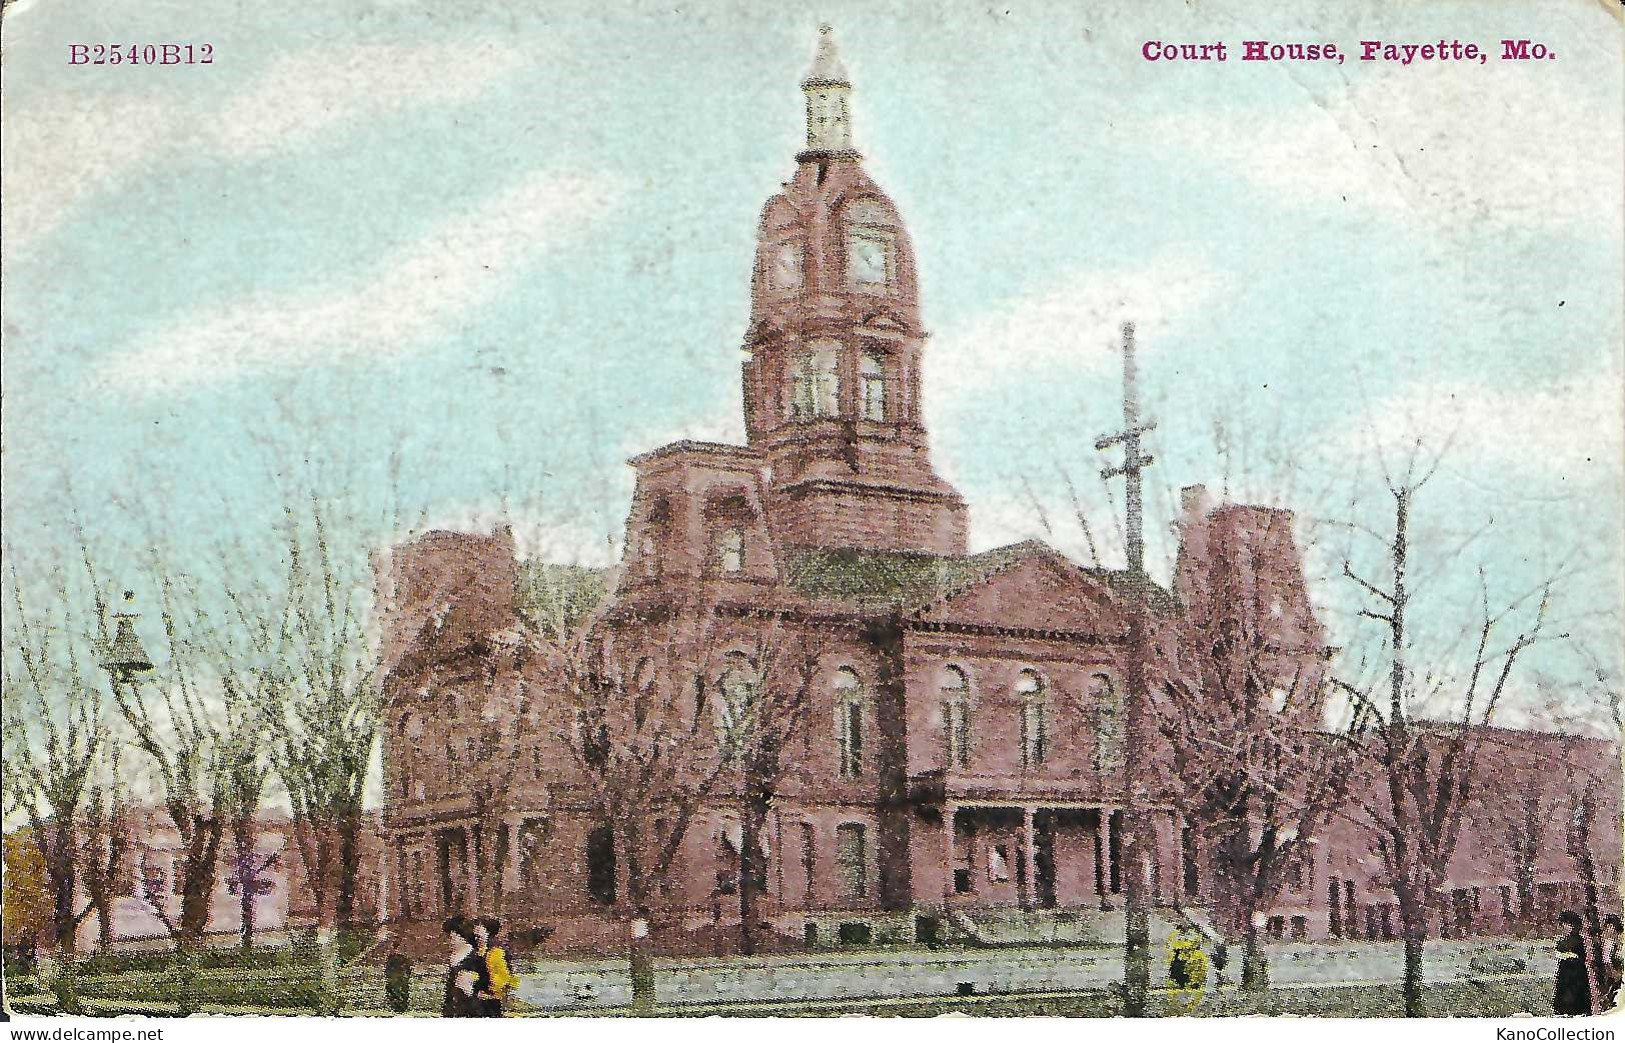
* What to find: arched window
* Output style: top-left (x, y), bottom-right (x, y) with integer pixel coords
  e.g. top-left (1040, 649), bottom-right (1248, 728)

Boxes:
top-left (942, 665), bottom-right (971, 770)
top-left (845, 200), bottom-right (892, 291)
top-left (791, 343), bottom-right (840, 419)
top-left (399, 715), bottom-right (425, 800)
top-left (1091, 674), bottom-right (1122, 774)
top-left (833, 667), bottom-right (864, 778)
top-left (716, 652), bottom-right (758, 757)
top-left (860, 351), bottom-right (886, 421)
top-left (717, 528), bottom-right (745, 573)
top-left (1017, 669), bottom-right (1047, 770)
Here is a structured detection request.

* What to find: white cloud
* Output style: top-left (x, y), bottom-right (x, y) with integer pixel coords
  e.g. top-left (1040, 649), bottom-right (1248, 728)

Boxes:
top-left (1147, 65), bottom-right (1624, 233)
top-left (211, 43), bottom-right (525, 159)
top-left (1, 42), bottom-right (524, 251)
top-left (1328, 375), bottom-right (1623, 481)
top-left (927, 251), bottom-right (1228, 392)
top-left (99, 171), bottom-right (622, 392)
top-left (1, 95), bottom-right (182, 250)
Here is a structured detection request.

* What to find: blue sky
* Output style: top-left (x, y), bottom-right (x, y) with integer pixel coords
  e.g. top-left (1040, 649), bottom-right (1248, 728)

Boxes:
top-left (3, 0), bottom-right (1621, 729)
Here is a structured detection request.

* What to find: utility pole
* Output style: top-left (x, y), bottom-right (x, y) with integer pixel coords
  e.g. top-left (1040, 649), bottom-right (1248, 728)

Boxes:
top-left (1096, 321), bottom-right (1157, 1016)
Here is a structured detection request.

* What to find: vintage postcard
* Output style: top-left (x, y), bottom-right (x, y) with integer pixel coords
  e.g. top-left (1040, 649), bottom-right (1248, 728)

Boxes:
top-left (2, 0), bottom-right (1622, 1031)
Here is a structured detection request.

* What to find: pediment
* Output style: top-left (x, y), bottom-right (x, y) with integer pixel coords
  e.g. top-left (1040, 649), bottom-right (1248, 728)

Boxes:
top-left (911, 551), bottom-right (1130, 637)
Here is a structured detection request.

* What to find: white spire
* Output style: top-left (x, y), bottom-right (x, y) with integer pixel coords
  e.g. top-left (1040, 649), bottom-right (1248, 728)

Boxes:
top-left (800, 26), bottom-right (854, 155)
top-left (801, 24), bottom-right (851, 87)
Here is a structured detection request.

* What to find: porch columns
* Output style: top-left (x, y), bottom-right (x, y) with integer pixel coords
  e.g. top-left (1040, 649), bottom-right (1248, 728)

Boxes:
top-left (1021, 806), bottom-right (1037, 911)
top-left (501, 821), bottom-right (520, 898)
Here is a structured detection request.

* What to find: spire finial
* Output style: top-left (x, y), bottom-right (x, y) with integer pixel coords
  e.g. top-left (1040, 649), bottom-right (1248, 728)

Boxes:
top-left (799, 25), bottom-right (855, 156)
top-left (802, 24), bottom-right (851, 88)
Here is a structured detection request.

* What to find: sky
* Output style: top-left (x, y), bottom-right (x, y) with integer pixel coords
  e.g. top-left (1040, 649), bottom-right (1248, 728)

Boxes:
top-left (3, 0), bottom-right (1622, 733)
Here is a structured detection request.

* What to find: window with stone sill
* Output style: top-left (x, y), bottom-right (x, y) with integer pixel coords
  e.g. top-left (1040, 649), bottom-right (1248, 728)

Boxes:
top-left (716, 652), bottom-right (759, 758)
top-left (790, 345), bottom-right (840, 420)
top-left (1017, 669), bottom-right (1047, 769)
top-left (1090, 673), bottom-right (1122, 773)
top-left (717, 527), bottom-right (745, 574)
top-left (834, 667), bottom-right (864, 778)
top-left (942, 664), bottom-right (971, 770)
top-left (836, 822), bottom-right (868, 900)
top-left (860, 351), bottom-right (886, 422)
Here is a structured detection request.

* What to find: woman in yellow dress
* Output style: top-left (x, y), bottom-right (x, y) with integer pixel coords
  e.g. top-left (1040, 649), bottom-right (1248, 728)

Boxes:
top-left (479, 917), bottom-right (521, 1016)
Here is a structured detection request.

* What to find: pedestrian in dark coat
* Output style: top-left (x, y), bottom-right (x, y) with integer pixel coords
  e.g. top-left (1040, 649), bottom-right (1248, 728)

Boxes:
top-left (1554, 910), bottom-right (1593, 1016)
top-left (442, 916), bottom-right (492, 1018)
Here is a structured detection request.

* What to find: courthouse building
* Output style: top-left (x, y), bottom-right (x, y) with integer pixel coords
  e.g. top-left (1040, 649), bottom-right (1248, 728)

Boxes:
top-left (374, 30), bottom-right (1618, 953)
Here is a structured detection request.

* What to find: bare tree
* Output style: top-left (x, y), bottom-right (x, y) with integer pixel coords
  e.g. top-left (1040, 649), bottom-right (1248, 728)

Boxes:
top-left (101, 576), bottom-right (230, 949)
top-left (1335, 448), bottom-right (1557, 1017)
top-left (713, 622), bottom-right (820, 957)
top-left (1154, 514), bottom-right (1353, 988)
top-left (2, 560), bottom-right (109, 957)
top-left (262, 502), bottom-right (380, 935)
top-left (75, 762), bottom-right (131, 954)
top-left (1563, 766), bottom-right (1616, 1014)
top-left (532, 597), bottom-right (816, 1009)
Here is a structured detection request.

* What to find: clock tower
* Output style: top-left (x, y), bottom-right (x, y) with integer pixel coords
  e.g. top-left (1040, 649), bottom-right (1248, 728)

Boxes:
top-left (742, 27), bottom-right (967, 555)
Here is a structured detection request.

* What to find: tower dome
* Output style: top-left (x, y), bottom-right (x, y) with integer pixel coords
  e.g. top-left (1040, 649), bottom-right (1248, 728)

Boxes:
top-left (737, 28), bottom-right (966, 556)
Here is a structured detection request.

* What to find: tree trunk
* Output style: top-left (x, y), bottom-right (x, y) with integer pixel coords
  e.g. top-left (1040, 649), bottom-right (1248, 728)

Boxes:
top-left (46, 828), bottom-right (79, 957)
top-left (738, 803), bottom-right (766, 958)
top-left (335, 814), bottom-right (360, 929)
top-left (235, 820), bottom-right (257, 950)
top-left (629, 939), bottom-right (656, 1013)
top-left (1402, 928), bottom-right (1425, 1017)
top-left (178, 815), bottom-right (223, 943)
top-left (96, 900), bottom-right (114, 952)
top-left (1241, 921), bottom-right (1269, 991)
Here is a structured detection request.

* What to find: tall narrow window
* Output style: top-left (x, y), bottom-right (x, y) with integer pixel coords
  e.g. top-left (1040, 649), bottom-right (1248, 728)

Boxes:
top-left (836, 823), bottom-right (867, 900)
top-left (801, 822), bottom-right (817, 901)
top-left (1091, 674), bottom-right (1122, 773)
top-left (586, 825), bottom-right (617, 905)
top-left (717, 527), bottom-right (744, 573)
top-left (942, 665), bottom-right (971, 769)
top-left (790, 344), bottom-right (841, 419)
top-left (860, 351), bottom-right (886, 421)
top-left (716, 653), bottom-right (757, 758)
top-left (834, 667), bottom-right (864, 778)
top-left (1017, 669), bottom-right (1046, 769)
top-left (641, 499), bottom-right (670, 577)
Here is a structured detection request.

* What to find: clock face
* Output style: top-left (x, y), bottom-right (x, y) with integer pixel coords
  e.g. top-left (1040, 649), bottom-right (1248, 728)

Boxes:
top-left (771, 242), bottom-right (802, 289)
top-left (849, 236), bottom-right (888, 286)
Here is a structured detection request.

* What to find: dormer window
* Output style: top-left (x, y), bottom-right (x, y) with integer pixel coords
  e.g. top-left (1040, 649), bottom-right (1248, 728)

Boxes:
top-left (642, 499), bottom-right (671, 577)
top-left (704, 493), bottom-right (754, 575)
top-left (718, 527), bottom-right (744, 573)
top-left (790, 343), bottom-right (840, 420)
top-left (860, 351), bottom-right (886, 421)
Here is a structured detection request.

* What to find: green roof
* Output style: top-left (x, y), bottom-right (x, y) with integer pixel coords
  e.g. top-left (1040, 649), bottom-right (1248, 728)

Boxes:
top-left (781, 543), bottom-right (1030, 610)
top-left (782, 541), bottom-right (1180, 615)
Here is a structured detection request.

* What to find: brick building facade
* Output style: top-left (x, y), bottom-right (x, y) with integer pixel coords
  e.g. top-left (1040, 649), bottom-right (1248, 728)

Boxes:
top-left (374, 29), bottom-right (1619, 954)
